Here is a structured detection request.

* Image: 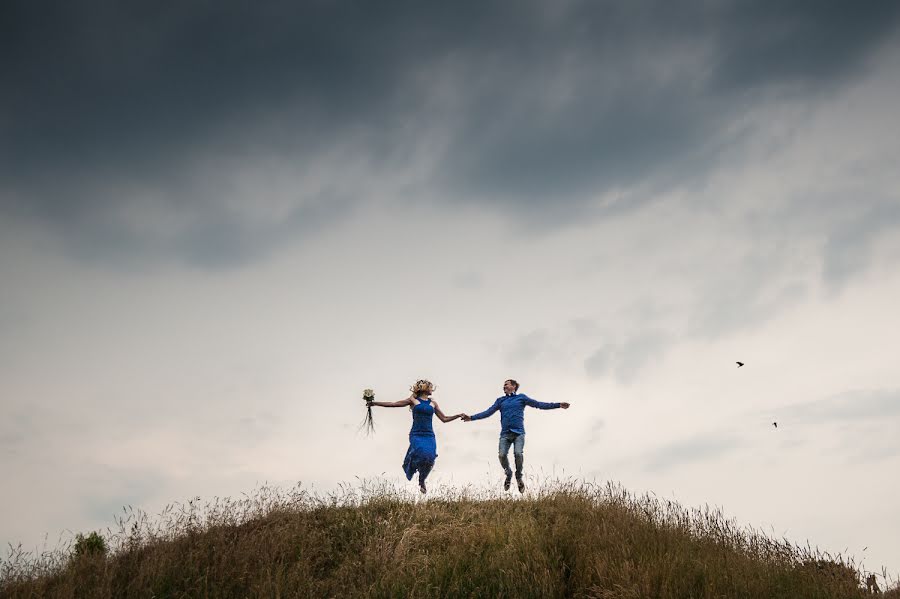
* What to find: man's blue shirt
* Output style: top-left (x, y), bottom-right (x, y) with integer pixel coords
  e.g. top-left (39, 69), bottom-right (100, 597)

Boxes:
top-left (469, 393), bottom-right (560, 435)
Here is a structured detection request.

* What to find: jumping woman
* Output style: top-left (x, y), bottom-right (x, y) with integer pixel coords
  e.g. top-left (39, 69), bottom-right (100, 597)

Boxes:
top-left (366, 379), bottom-right (463, 494)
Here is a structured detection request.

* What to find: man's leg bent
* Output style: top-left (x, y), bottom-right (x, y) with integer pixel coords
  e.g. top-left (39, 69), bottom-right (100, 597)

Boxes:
top-left (513, 434), bottom-right (526, 479)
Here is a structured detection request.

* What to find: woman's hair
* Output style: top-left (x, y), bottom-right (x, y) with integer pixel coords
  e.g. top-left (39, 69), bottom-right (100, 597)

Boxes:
top-left (410, 379), bottom-right (435, 396)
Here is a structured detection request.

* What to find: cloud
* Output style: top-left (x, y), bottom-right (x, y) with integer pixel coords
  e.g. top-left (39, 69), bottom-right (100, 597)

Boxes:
top-left (758, 389), bottom-right (900, 465)
top-left (0, 429), bottom-right (25, 457)
top-left (506, 329), bottom-right (551, 364)
top-left (79, 466), bottom-right (170, 525)
top-left (709, 1), bottom-right (900, 92)
top-left (645, 435), bottom-right (744, 472)
top-left (584, 330), bottom-right (670, 383)
top-left (0, 408), bottom-right (41, 458)
top-left (822, 201), bottom-right (900, 292)
top-left (434, 1), bottom-right (900, 212)
top-left (51, 186), bottom-right (352, 271)
top-left (2, 1), bottom-right (899, 268)
top-left (229, 412), bottom-right (281, 448)
top-left (504, 321), bottom-right (673, 383)
top-left (584, 347), bottom-right (612, 379)
top-left (452, 271), bottom-right (484, 290)
top-left (643, 433), bottom-right (746, 473)
top-left (585, 418), bottom-right (605, 446)
top-left (686, 251), bottom-right (809, 340)
top-left (776, 388), bottom-right (900, 425)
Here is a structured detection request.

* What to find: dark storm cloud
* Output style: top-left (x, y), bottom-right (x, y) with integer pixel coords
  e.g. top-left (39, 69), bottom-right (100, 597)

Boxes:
top-left (2, 0), bottom-right (899, 265)
top-left (709, 2), bottom-right (900, 91)
top-left (431, 0), bottom-right (900, 212)
top-left (59, 187), bottom-right (349, 270)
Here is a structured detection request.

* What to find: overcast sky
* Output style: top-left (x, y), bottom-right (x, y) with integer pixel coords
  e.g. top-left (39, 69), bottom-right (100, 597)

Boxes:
top-left (2, 0), bottom-right (900, 580)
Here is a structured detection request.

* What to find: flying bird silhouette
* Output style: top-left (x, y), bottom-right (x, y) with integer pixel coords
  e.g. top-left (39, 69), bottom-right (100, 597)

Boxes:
top-left (772, 422), bottom-right (778, 428)
top-left (736, 361), bottom-right (744, 367)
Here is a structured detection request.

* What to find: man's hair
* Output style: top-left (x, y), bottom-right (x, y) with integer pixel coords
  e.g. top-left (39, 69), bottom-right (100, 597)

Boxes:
top-left (505, 379), bottom-right (519, 391)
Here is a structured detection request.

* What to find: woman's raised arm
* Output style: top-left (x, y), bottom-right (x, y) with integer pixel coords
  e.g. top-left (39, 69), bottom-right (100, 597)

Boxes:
top-left (369, 395), bottom-right (415, 408)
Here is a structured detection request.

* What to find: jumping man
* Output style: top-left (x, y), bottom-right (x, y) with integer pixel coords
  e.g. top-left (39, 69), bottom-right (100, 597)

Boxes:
top-left (462, 379), bottom-right (570, 492)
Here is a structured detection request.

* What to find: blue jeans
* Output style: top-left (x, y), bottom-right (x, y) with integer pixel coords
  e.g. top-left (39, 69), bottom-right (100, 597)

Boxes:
top-left (498, 433), bottom-right (525, 478)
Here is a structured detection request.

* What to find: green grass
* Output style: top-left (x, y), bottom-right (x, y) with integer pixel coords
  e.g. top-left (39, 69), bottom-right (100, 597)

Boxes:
top-left (1, 480), bottom-right (896, 598)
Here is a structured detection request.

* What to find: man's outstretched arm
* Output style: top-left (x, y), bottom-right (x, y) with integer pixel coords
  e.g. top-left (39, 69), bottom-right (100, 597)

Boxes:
top-left (523, 395), bottom-right (570, 410)
top-left (465, 399), bottom-right (501, 422)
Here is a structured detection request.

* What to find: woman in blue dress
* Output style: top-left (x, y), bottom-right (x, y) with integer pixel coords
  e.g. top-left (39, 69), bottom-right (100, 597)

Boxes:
top-left (366, 379), bottom-right (463, 493)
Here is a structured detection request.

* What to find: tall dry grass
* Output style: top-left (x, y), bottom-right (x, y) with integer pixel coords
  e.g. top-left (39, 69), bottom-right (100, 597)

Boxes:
top-left (1, 479), bottom-right (896, 598)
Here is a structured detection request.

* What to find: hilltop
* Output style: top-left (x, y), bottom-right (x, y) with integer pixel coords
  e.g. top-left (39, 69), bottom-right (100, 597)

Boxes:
top-left (1, 480), bottom-right (895, 598)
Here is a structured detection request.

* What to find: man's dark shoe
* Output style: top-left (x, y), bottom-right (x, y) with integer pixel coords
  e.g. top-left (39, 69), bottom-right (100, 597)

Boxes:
top-left (504, 473), bottom-right (512, 491)
top-left (516, 477), bottom-right (525, 494)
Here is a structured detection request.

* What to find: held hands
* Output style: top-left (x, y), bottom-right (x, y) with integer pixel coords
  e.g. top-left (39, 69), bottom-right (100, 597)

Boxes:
top-left (461, 414), bottom-right (471, 422)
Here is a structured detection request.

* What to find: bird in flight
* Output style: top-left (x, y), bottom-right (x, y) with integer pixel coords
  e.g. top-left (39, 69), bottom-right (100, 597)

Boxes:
top-left (772, 422), bottom-right (778, 428)
top-left (736, 361), bottom-right (744, 367)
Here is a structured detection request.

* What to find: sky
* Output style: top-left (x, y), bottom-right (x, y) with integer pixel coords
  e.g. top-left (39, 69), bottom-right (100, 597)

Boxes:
top-left (2, 0), bottom-right (900, 582)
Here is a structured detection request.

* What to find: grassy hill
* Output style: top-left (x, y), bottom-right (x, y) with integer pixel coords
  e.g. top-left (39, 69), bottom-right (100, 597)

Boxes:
top-left (1, 480), bottom-right (895, 598)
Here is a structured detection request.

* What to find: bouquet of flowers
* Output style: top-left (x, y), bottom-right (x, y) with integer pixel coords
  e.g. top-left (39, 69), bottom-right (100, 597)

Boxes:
top-left (360, 388), bottom-right (376, 435)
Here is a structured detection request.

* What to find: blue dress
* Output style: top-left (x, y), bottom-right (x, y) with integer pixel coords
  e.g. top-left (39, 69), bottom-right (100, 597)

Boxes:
top-left (402, 399), bottom-right (437, 482)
